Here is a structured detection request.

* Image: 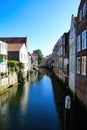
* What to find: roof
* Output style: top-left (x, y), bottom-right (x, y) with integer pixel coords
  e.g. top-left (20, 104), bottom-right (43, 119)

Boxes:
top-left (31, 53), bottom-right (38, 60)
top-left (0, 37), bottom-right (26, 43)
top-left (28, 52), bottom-right (31, 56)
top-left (0, 37), bottom-right (27, 47)
top-left (8, 43), bottom-right (23, 51)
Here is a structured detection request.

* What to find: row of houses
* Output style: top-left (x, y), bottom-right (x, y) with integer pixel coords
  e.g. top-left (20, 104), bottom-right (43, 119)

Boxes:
top-left (46, 0), bottom-right (87, 108)
top-left (0, 37), bottom-right (39, 89)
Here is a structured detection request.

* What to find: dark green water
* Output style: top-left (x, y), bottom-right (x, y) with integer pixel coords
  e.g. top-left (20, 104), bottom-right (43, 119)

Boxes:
top-left (0, 70), bottom-right (64, 130)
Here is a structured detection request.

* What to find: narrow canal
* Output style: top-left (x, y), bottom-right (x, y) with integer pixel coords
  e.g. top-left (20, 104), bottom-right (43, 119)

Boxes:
top-left (0, 69), bottom-right (87, 130)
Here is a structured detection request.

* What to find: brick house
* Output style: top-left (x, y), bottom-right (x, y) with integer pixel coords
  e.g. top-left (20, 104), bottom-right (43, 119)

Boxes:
top-left (62, 32), bottom-right (69, 85)
top-left (52, 37), bottom-right (64, 80)
top-left (69, 15), bottom-right (77, 94)
top-left (76, 0), bottom-right (87, 106)
top-left (57, 37), bottom-right (63, 80)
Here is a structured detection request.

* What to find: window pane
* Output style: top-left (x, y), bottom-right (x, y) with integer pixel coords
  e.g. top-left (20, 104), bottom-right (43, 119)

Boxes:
top-left (82, 56), bottom-right (86, 75)
top-left (83, 2), bottom-right (86, 17)
top-left (82, 30), bottom-right (86, 49)
top-left (77, 35), bottom-right (80, 51)
top-left (79, 10), bottom-right (82, 21)
top-left (77, 57), bottom-right (80, 73)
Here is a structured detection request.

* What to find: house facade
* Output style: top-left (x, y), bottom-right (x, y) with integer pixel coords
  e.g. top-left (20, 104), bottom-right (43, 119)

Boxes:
top-left (53, 33), bottom-right (69, 84)
top-left (62, 32), bottom-right (69, 85)
top-left (31, 53), bottom-right (38, 69)
top-left (28, 52), bottom-right (32, 72)
top-left (0, 37), bottom-right (30, 75)
top-left (76, 0), bottom-right (87, 106)
top-left (0, 41), bottom-right (8, 88)
top-left (69, 15), bottom-right (77, 94)
top-left (8, 43), bottom-right (29, 73)
top-left (57, 38), bottom-right (63, 80)
top-left (52, 36), bottom-right (64, 81)
top-left (0, 41), bottom-right (8, 74)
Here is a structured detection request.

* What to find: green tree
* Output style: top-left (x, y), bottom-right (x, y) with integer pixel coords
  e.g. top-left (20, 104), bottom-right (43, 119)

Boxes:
top-left (33, 49), bottom-right (44, 63)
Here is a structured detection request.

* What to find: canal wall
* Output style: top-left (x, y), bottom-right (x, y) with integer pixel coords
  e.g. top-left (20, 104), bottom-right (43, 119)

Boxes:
top-left (0, 72), bottom-right (18, 94)
top-left (52, 68), bottom-right (87, 111)
top-left (0, 70), bottom-right (30, 94)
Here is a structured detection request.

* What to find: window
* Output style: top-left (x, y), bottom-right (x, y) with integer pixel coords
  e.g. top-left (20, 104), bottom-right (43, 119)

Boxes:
top-left (79, 9), bottom-right (82, 21)
top-left (77, 35), bottom-right (81, 51)
top-left (77, 57), bottom-right (81, 74)
top-left (82, 56), bottom-right (86, 75)
top-left (82, 30), bottom-right (86, 49)
top-left (20, 53), bottom-right (23, 61)
top-left (83, 2), bottom-right (86, 17)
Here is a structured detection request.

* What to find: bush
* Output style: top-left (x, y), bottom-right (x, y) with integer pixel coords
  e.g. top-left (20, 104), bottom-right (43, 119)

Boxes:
top-left (8, 60), bottom-right (24, 83)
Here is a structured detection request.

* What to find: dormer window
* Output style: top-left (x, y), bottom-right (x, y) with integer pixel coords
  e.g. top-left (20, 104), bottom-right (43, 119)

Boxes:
top-left (83, 2), bottom-right (86, 17)
top-left (79, 9), bottom-right (82, 22)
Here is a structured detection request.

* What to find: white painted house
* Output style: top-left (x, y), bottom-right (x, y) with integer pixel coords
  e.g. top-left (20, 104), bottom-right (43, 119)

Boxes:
top-left (69, 15), bottom-right (77, 94)
top-left (28, 52), bottom-right (32, 72)
top-left (20, 44), bottom-right (29, 72)
top-left (8, 43), bottom-right (29, 73)
top-left (0, 41), bottom-right (8, 73)
top-left (0, 37), bottom-right (31, 75)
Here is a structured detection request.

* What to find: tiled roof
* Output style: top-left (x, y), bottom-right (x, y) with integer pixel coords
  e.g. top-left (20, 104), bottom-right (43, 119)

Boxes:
top-left (0, 37), bottom-right (28, 49)
top-left (0, 37), bottom-right (27, 43)
top-left (8, 43), bottom-right (23, 51)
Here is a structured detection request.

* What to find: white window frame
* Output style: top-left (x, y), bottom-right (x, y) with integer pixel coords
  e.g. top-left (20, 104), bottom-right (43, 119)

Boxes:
top-left (77, 35), bottom-right (81, 52)
top-left (77, 57), bottom-right (81, 74)
top-left (20, 53), bottom-right (23, 61)
top-left (82, 30), bottom-right (86, 50)
top-left (82, 56), bottom-right (86, 75)
top-left (83, 2), bottom-right (86, 17)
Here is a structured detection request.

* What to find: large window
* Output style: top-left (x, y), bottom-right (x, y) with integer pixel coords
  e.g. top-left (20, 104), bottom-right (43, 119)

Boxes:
top-left (82, 56), bottom-right (86, 75)
top-left (77, 57), bottom-right (81, 74)
top-left (82, 30), bottom-right (86, 50)
top-left (83, 2), bottom-right (86, 17)
top-left (77, 35), bottom-right (81, 52)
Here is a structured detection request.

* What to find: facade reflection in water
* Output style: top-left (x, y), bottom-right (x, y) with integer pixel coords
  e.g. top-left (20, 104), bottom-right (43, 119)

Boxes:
top-left (50, 71), bottom-right (87, 130)
top-left (0, 69), bottom-right (62, 130)
top-left (0, 69), bottom-right (87, 130)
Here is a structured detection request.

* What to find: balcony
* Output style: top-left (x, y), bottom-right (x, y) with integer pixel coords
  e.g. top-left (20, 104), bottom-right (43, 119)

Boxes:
top-left (0, 55), bottom-right (7, 62)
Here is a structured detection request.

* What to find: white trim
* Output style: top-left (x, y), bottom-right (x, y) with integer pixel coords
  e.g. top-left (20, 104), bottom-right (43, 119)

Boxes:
top-left (82, 56), bottom-right (86, 75)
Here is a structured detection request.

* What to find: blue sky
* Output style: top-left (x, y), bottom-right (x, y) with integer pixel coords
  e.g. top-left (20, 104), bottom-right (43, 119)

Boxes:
top-left (0, 0), bottom-right (80, 56)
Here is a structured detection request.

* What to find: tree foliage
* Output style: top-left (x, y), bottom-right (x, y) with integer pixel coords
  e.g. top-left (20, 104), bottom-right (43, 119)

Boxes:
top-left (8, 60), bottom-right (24, 83)
top-left (33, 49), bottom-right (44, 63)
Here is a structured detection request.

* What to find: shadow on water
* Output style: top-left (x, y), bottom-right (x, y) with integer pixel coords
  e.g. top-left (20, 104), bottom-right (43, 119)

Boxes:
top-left (49, 71), bottom-right (87, 130)
top-left (50, 73), bottom-right (66, 130)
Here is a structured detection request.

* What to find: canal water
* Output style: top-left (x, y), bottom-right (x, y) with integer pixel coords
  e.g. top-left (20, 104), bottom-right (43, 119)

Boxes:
top-left (0, 69), bottom-right (87, 130)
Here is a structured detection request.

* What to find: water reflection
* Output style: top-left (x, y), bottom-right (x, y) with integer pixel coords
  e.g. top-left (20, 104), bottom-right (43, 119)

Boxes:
top-left (50, 74), bottom-right (66, 129)
top-left (0, 69), bottom-right (64, 130)
top-left (1, 69), bottom-right (85, 130)
top-left (50, 71), bottom-right (87, 130)
top-left (29, 69), bottom-right (44, 83)
top-left (0, 85), bottom-right (18, 129)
